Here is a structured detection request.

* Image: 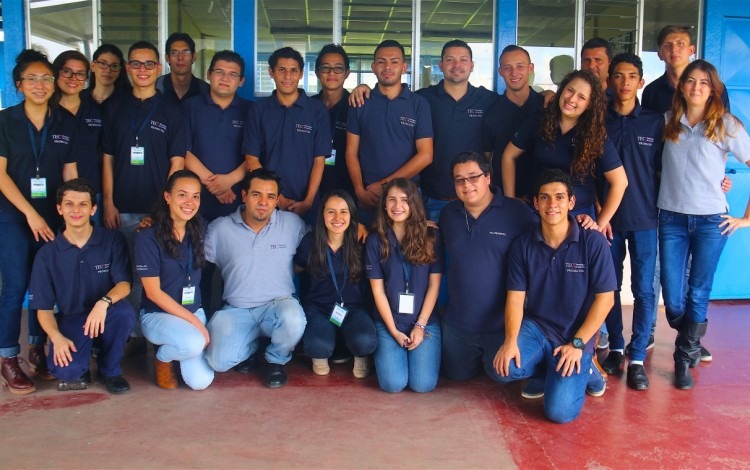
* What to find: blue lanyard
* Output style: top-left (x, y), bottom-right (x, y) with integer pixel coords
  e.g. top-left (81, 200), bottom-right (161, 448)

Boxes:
top-left (26, 117), bottom-right (50, 177)
top-left (183, 236), bottom-right (193, 286)
top-left (326, 248), bottom-right (348, 304)
top-left (129, 94), bottom-right (162, 146)
top-left (394, 244), bottom-right (411, 293)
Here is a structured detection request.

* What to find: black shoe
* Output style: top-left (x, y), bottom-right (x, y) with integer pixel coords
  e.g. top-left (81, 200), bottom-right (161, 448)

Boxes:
top-left (674, 361), bottom-right (693, 390)
top-left (233, 355), bottom-right (258, 374)
top-left (265, 363), bottom-right (288, 388)
top-left (58, 372), bottom-right (89, 392)
top-left (601, 351), bottom-right (623, 375)
top-left (626, 364), bottom-right (649, 390)
top-left (98, 374), bottom-right (131, 394)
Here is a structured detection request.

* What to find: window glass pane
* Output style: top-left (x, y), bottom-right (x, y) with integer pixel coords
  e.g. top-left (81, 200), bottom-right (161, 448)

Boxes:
top-left (584, 0), bottom-right (638, 54)
top-left (168, 0), bottom-right (233, 79)
top-left (256, 0), bottom-right (334, 95)
top-left (420, 0), bottom-right (494, 90)
top-left (100, 1), bottom-right (159, 54)
top-left (29, 0), bottom-right (93, 58)
top-left (642, 0), bottom-right (700, 86)
top-left (517, 0), bottom-right (576, 91)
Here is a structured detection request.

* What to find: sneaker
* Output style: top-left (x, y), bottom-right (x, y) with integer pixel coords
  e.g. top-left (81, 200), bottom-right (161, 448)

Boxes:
top-left (521, 378), bottom-right (545, 399)
top-left (699, 345), bottom-right (712, 362)
top-left (586, 368), bottom-right (607, 397)
top-left (596, 332), bottom-right (609, 350)
top-left (352, 356), bottom-right (371, 379)
top-left (601, 351), bottom-right (623, 375)
top-left (625, 335), bottom-right (655, 356)
top-left (311, 358), bottom-right (330, 376)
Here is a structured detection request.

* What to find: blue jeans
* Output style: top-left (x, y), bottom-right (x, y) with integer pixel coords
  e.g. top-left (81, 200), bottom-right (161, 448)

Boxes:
top-left (302, 303), bottom-right (377, 358)
top-left (606, 229), bottom-right (657, 361)
top-left (141, 308), bottom-right (214, 390)
top-left (0, 216), bottom-right (47, 357)
top-left (423, 196), bottom-right (453, 223)
top-left (374, 321), bottom-right (441, 393)
top-left (206, 297), bottom-right (306, 371)
top-left (50, 301), bottom-right (135, 381)
top-left (490, 319), bottom-right (603, 424)
top-left (441, 321), bottom-right (503, 381)
top-left (659, 210), bottom-right (728, 325)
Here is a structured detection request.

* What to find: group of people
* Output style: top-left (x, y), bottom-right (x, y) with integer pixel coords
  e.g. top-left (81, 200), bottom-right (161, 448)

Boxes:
top-left (1, 25), bottom-right (749, 424)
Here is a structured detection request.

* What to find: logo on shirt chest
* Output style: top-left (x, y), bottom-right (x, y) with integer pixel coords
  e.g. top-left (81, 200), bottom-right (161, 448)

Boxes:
top-left (400, 116), bottom-right (416, 128)
top-left (467, 108), bottom-right (484, 118)
top-left (232, 119), bottom-right (244, 129)
top-left (296, 124), bottom-right (313, 134)
top-left (269, 244), bottom-right (288, 250)
top-left (51, 134), bottom-right (71, 144)
top-left (637, 136), bottom-right (655, 147)
top-left (94, 263), bottom-right (111, 274)
top-left (85, 118), bottom-right (102, 128)
top-left (565, 262), bottom-right (586, 273)
top-left (150, 120), bottom-right (167, 134)
top-left (335, 120), bottom-right (347, 132)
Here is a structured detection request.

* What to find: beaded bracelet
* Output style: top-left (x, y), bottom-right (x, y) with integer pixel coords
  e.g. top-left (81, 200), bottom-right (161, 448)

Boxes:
top-left (413, 321), bottom-right (427, 331)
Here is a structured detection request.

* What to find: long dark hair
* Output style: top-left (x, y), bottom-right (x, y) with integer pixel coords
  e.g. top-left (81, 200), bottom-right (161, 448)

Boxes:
top-left (540, 69), bottom-right (607, 178)
top-left (90, 43), bottom-right (131, 92)
top-left (308, 190), bottom-right (363, 282)
top-left (374, 178), bottom-right (436, 265)
top-left (151, 170), bottom-right (205, 268)
top-left (52, 50), bottom-right (89, 103)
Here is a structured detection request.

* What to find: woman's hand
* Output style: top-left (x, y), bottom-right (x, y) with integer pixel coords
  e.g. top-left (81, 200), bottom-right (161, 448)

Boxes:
top-left (408, 327), bottom-right (424, 350)
top-left (390, 329), bottom-right (411, 349)
top-left (26, 211), bottom-right (54, 242)
top-left (719, 215), bottom-right (750, 235)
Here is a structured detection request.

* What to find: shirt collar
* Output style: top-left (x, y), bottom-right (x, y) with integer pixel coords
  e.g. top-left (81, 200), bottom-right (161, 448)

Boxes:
top-left (232, 205), bottom-right (278, 230)
top-left (271, 89), bottom-right (308, 108)
top-left (372, 83), bottom-right (411, 100)
top-left (55, 226), bottom-right (104, 252)
top-left (532, 215), bottom-right (581, 246)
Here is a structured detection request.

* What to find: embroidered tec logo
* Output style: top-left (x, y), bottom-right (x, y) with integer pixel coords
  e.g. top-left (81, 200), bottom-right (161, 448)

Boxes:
top-left (94, 263), bottom-right (111, 274)
top-left (150, 120), bottom-right (167, 133)
top-left (270, 244), bottom-right (288, 249)
top-left (488, 231), bottom-right (507, 236)
top-left (51, 134), bottom-right (70, 144)
top-left (85, 118), bottom-right (102, 128)
top-left (232, 119), bottom-right (244, 129)
top-left (296, 124), bottom-right (312, 134)
top-left (400, 116), bottom-right (416, 128)
top-left (565, 262), bottom-right (585, 273)
top-left (467, 108), bottom-right (484, 118)
top-left (637, 136), bottom-right (655, 147)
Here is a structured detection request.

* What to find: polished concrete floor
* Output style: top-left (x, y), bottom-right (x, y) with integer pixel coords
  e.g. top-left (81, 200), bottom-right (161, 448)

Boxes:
top-left (1, 302), bottom-right (749, 469)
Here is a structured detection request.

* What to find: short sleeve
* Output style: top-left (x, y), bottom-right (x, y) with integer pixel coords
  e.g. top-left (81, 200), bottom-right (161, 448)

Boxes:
top-left (347, 105), bottom-right (361, 136)
top-left (726, 115), bottom-right (750, 164)
top-left (364, 234), bottom-right (384, 279)
top-left (429, 229), bottom-right (444, 274)
top-left (587, 232), bottom-right (617, 294)
top-left (313, 103), bottom-right (332, 158)
top-left (506, 237), bottom-right (529, 292)
top-left (204, 218), bottom-right (220, 263)
top-left (414, 96), bottom-right (434, 140)
top-left (134, 229), bottom-right (162, 278)
top-left (241, 103), bottom-right (262, 156)
top-left (28, 247), bottom-right (57, 311)
top-left (294, 232), bottom-right (313, 268)
top-left (599, 138), bottom-right (623, 173)
top-left (511, 116), bottom-right (535, 151)
top-left (167, 109), bottom-right (188, 158)
top-left (110, 230), bottom-right (133, 285)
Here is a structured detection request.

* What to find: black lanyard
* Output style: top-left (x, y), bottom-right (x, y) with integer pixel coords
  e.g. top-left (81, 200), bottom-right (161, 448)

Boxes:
top-left (394, 243), bottom-right (412, 293)
top-left (327, 248), bottom-right (348, 304)
top-left (26, 117), bottom-right (50, 177)
top-left (129, 94), bottom-right (162, 146)
top-left (183, 236), bottom-right (193, 286)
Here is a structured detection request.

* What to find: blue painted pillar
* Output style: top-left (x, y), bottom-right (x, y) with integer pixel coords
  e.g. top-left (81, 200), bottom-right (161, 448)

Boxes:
top-left (234, 1), bottom-right (256, 101)
top-left (494, 0), bottom-right (518, 93)
top-left (3, 0), bottom-right (27, 107)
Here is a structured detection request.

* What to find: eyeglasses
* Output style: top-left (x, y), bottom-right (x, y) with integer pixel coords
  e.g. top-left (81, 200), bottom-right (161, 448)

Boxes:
top-left (128, 60), bottom-right (159, 70)
top-left (454, 173), bottom-right (487, 186)
top-left (169, 49), bottom-right (193, 58)
top-left (93, 60), bottom-right (122, 72)
top-left (22, 75), bottom-right (55, 85)
top-left (210, 69), bottom-right (242, 80)
top-left (60, 68), bottom-right (88, 81)
top-left (318, 65), bottom-right (347, 75)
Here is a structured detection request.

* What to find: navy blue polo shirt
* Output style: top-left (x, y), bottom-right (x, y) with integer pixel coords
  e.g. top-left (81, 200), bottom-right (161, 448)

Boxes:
top-left (642, 72), bottom-right (730, 114)
top-left (243, 89), bottom-right (331, 202)
top-left (482, 89), bottom-right (544, 195)
top-left (605, 101), bottom-right (663, 231)
top-left (156, 74), bottom-right (209, 103)
top-left (364, 228), bottom-right (443, 334)
top-left (439, 189), bottom-right (537, 333)
top-left (101, 91), bottom-right (188, 214)
top-left (135, 226), bottom-right (202, 313)
top-left (507, 217), bottom-right (617, 351)
top-left (312, 90), bottom-right (354, 198)
top-left (62, 94), bottom-right (104, 194)
top-left (0, 103), bottom-right (78, 229)
top-left (416, 81), bottom-right (497, 199)
top-left (512, 122), bottom-right (622, 211)
top-left (29, 227), bottom-right (132, 316)
top-left (184, 92), bottom-right (251, 220)
top-left (294, 231), bottom-right (372, 310)
top-left (348, 85), bottom-right (433, 186)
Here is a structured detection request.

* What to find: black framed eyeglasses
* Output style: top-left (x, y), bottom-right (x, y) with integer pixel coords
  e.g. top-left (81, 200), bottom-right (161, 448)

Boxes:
top-left (128, 60), bottom-right (159, 70)
top-left (93, 60), bottom-right (122, 72)
top-left (454, 173), bottom-right (487, 186)
top-left (317, 65), bottom-right (347, 74)
top-left (60, 68), bottom-right (88, 81)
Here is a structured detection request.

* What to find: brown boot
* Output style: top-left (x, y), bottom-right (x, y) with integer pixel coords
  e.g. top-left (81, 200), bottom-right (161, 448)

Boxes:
top-left (1, 356), bottom-right (36, 395)
top-left (28, 345), bottom-right (55, 381)
top-left (155, 358), bottom-right (178, 390)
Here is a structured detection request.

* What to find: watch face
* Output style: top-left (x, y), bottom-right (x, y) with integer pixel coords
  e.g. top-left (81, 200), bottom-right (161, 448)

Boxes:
top-left (573, 338), bottom-right (584, 349)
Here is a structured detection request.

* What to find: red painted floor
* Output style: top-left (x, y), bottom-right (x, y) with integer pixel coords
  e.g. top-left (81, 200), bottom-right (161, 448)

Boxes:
top-left (1, 302), bottom-right (749, 468)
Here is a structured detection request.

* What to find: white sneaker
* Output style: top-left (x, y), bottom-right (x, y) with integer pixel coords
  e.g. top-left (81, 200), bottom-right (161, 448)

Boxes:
top-left (312, 358), bottom-right (330, 376)
top-left (353, 356), bottom-right (371, 378)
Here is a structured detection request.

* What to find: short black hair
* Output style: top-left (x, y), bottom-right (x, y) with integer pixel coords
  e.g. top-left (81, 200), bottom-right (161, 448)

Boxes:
top-left (608, 53), bottom-right (643, 79)
top-left (242, 168), bottom-right (283, 194)
top-left (13, 49), bottom-right (52, 84)
top-left (499, 45), bottom-right (531, 64)
top-left (533, 169), bottom-right (574, 198)
top-left (268, 47), bottom-right (304, 70)
top-left (209, 50), bottom-right (245, 78)
top-left (166, 32), bottom-right (196, 54)
top-left (315, 44), bottom-right (350, 71)
top-left (374, 40), bottom-right (405, 60)
top-left (441, 39), bottom-right (472, 59)
top-left (450, 151), bottom-right (492, 176)
top-left (582, 38), bottom-right (613, 61)
top-left (56, 178), bottom-right (96, 205)
top-left (656, 25), bottom-right (694, 47)
top-left (129, 41), bottom-right (160, 61)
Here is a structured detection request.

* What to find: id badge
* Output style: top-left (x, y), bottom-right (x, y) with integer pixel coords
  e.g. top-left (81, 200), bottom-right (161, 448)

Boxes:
top-left (130, 146), bottom-right (145, 165)
top-left (181, 285), bottom-right (196, 305)
top-left (30, 178), bottom-right (47, 199)
top-left (398, 292), bottom-right (415, 314)
top-left (329, 303), bottom-right (349, 326)
top-left (325, 149), bottom-right (336, 166)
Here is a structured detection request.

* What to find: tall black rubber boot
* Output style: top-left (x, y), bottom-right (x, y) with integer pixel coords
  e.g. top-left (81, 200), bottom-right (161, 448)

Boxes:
top-left (674, 320), bottom-right (707, 390)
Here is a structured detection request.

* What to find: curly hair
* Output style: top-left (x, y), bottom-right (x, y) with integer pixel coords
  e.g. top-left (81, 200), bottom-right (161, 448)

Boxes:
top-left (664, 59), bottom-right (741, 144)
top-left (539, 69), bottom-right (607, 178)
top-left (373, 178), bottom-right (436, 265)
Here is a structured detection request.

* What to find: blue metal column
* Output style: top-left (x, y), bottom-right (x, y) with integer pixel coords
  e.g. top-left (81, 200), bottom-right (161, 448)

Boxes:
top-left (494, 0), bottom-right (517, 93)
top-left (234, 0), bottom-right (256, 101)
top-left (2, 0), bottom-right (27, 107)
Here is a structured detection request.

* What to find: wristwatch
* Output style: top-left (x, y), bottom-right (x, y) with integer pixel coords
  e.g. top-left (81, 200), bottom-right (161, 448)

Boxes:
top-left (571, 337), bottom-right (585, 349)
top-left (100, 296), bottom-right (113, 308)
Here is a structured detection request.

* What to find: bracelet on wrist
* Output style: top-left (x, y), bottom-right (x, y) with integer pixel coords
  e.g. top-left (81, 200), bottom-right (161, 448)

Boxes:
top-left (413, 321), bottom-right (426, 331)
